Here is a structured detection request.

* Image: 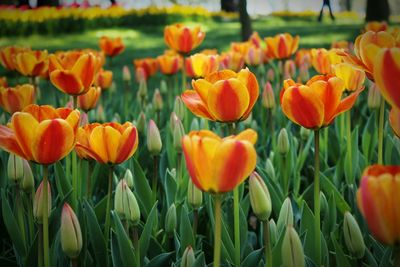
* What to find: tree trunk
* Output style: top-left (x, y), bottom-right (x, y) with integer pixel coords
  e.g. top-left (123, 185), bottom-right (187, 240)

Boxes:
top-left (221, 0), bottom-right (237, 12)
top-left (345, 0), bottom-right (351, 11)
top-left (17, 0), bottom-right (30, 7)
top-left (366, 0), bottom-right (390, 22)
top-left (239, 0), bottom-right (252, 41)
top-left (37, 0), bottom-right (59, 7)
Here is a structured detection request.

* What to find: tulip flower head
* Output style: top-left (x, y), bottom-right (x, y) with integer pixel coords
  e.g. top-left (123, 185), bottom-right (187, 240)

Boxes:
top-left (357, 165), bottom-right (400, 245)
top-left (78, 86), bottom-right (101, 112)
top-left (280, 75), bottom-right (363, 129)
top-left (95, 68), bottom-right (113, 90)
top-left (0, 104), bottom-right (80, 164)
top-left (182, 129), bottom-right (257, 193)
top-left (389, 107), bottom-right (400, 138)
top-left (134, 58), bottom-right (158, 81)
top-left (0, 46), bottom-right (30, 71)
top-left (363, 21), bottom-right (388, 33)
top-left (14, 49), bottom-right (49, 78)
top-left (186, 53), bottom-right (219, 78)
top-left (310, 48), bottom-right (343, 75)
top-left (333, 63), bottom-right (365, 91)
top-left (265, 33), bottom-right (300, 60)
top-left (0, 84), bottom-right (35, 114)
top-left (98, 36), bottom-right (125, 57)
top-left (164, 23), bottom-right (205, 54)
top-left (0, 77), bottom-right (7, 87)
top-left (157, 53), bottom-right (182, 76)
top-left (219, 51), bottom-right (245, 72)
top-left (181, 68), bottom-right (259, 122)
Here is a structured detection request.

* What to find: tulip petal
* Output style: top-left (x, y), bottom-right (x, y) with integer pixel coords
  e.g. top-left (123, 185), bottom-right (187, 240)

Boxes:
top-left (0, 125), bottom-right (25, 158)
top-left (115, 126), bottom-right (138, 164)
top-left (205, 69), bottom-right (236, 84)
top-left (75, 143), bottom-right (104, 163)
top-left (50, 70), bottom-right (84, 95)
top-left (389, 107), bottom-right (400, 138)
top-left (237, 69), bottom-right (259, 119)
top-left (192, 79), bottom-right (211, 103)
top-left (23, 104), bottom-right (59, 121)
top-left (207, 79), bottom-right (250, 122)
top-left (231, 129), bottom-right (258, 144)
top-left (181, 90), bottom-right (215, 120)
top-left (15, 53), bottom-right (36, 76)
top-left (72, 54), bottom-right (96, 89)
top-left (11, 112), bottom-right (39, 160)
top-left (328, 86), bottom-right (364, 125)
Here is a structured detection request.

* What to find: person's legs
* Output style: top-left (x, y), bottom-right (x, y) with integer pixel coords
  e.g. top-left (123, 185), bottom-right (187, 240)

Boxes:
top-left (327, 2), bottom-right (335, 20)
top-left (318, 4), bottom-right (324, 22)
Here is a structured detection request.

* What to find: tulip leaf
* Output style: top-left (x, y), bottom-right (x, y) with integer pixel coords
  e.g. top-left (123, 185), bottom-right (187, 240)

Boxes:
top-left (164, 169), bottom-right (177, 207)
top-left (139, 202), bottom-right (158, 263)
top-left (24, 232), bottom-right (38, 267)
top-left (241, 248), bottom-right (264, 267)
top-left (111, 232), bottom-right (124, 267)
top-left (1, 190), bottom-right (27, 258)
top-left (179, 204), bottom-right (195, 254)
top-left (330, 232), bottom-right (351, 267)
top-left (54, 161), bottom-right (76, 208)
top-left (344, 127), bottom-right (360, 185)
top-left (362, 112), bottom-right (377, 163)
top-left (193, 252), bottom-right (206, 267)
top-left (320, 173), bottom-right (350, 214)
top-left (296, 134), bottom-right (313, 172)
top-left (83, 200), bottom-right (108, 267)
top-left (146, 252), bottom-right (174, 267)
top-left (132, 158), bottom-right (154, 219)
top-left (111, 211), bottom-right (137, 267)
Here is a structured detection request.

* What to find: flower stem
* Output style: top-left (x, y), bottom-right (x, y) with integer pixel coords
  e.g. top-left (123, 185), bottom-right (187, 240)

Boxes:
top-left (181, 57), bottom-right (186, 90)
top-left (346, 110), bottom-right (353, 184)
top-left (314, 130), bottom-right (321, 266)
top-left (104, 166), bottom-right (114, 250)
top-left (378, 98), bottom-right (385, 164)
top-left (394, 246), bottom-right (400, 266)
top-left (193, 209), bottom-right (199, 237)
top-left (282, 155), bottom-right (288, 195)
top-left (213, 195), bottom-right (222, 267)
top-left (263, 220), bottom-right (272, 267)
top-left (42, 165), bottom-right (50, 267)
top-left (132, 226), bottom-right (140, 267)
top-left (38, 226), bottom-right (43, 267)
top-left (86, 161), bottom-right (92, 200)
top-left (233, 187), bottom-right (241, 266)
top-left (152, 156), bottom-right (159, 203)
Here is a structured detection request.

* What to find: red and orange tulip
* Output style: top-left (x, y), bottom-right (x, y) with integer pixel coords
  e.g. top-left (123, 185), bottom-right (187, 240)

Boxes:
top-left (219, 51), bottom-right (245, 72)
top-left (244, 46), bottom-right (264, 66)
top-left (295, 48), bottom-right (311, 67)
top-left (14, 50), bottom-right (49, 78)
top-left (310, 48), bottom-right (343, 75)
top-left (357, 165), bottom-right (400, 245)
top-left (389, 107), bottom-right (400, 138)
top-left (186, 53), bottom-right (219, 78)
top-left (99, 36), bottom-right (125, 57)
top-left (363, 21), bottom-right (388, 33)
top-left (333, 63), bottom-right (365, 91)
top-left (0, 77), bottom-right (8, 87)
top-left (49, 52), bottom-right (100, 95)
top-left (133, 58), bottom-right (158, 81)
top-left (0, 104), bottom-right (80, 164)
top-left (157, 53), bottom-right (182, 75)
top-left (78, 86), bottom-right (101, 112)
top-left (373, 47), bottom-right (400, 109)
top-left (75, 122), bottom-right (138, 164)
top-left (164, 23), bottom-right (205, 54)
top-left (265, 33), bottom-right (299, 60)
top-left (0, 46), bottom-right (30, 71)
top-left (0, 84), bottom-right (35, 114)
top-left (181, 69), bottom-right (259, 122)
top-left (95, 68), bottom-right (113, 90)
top-left (280, 75), bottom-right (363, 129)
top-left (182, 129), bottom-right (257, 193)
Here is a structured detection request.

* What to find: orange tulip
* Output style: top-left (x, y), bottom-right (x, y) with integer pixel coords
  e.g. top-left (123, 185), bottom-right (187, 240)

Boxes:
top-left (49, 52), bottom-right (100, 95)
top-left (0, 46), bottom-right (30, 71)
top-left (280, 75), bottom-right (363, 129)
top-left (357, 164), bottom-right (400, 245)
top-left (219, 51), bottom-right (245, 72)
top-left (0, 77), bottom-right (8, 87)
top-left (181, 69), bottom-right (259, 122)
top-left (363, 21), bottom-right (388, 33)
top-left (244, 46), bottom-right (264, 66)
top-left (186, 53), bottom-right (219, 78)
top-left (199, 49), bottom-right (218, 55)
top-left (0, 104), bottom-right (80, 164)
top-left (331, 40), bottom-right (352, 52)
top-left (265, 33), bottom-right (299, 60)
top-left (164, 23), bottom-right (205, 54)
top-left (341, 31), bottom-right (395, 80)
top-left (78, 86), bottom-right (101, 112)
top-left (14, 50), bottom-right (49, 78)
top-left (231, 42), bottom-right (251, 55)
top-left (373, 47), bottom-right (400, 109)
top-left (389, 107), bottom-right (400, 138)
top-left (0, 84), bottom-right (35, 114)
top-left (157, 53), bottom-right (182, 75)
top-left (249, 31), bottom-right (262, 48)
top-left (95, 69), bottom-right (113, 89)
top-left (75, 122), bottom-right (138, 164)
top-left (133, 58), bottom-right (158, 81)
top-left (184, 58), bottom-right (195, 78)
top-left (333, 63), bottom-right (365, 91)
top-left (311, 48), bottom-right (343, 75)
top-left (182, 129), bottom-right (257, 193)
top-left (295, 48), bottom-right (311, 67)
top-left (98, 36), bottom-right (125, 57)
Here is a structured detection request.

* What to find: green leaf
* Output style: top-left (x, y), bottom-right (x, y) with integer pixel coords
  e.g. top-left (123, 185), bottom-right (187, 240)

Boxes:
top-left (296, 134), bottom-right (313, 172)
top-left (132, 158), bottom-right (154, 219)
top-left (1, 190), bottom-right (27, 258)
top-left (24, 231), bottom-right (38, 267)
top-left (192, 252), bottom-right (206, 267)
top-left (362, 112), bottom-right (377, 163)
top-left (146, 252), bottom-right (174, 267)
top-left (320, 173), bottom-right (350, 214)
top-left (83, 200), bottom-right (108, 267)
top-left (299, 201), bottom-right (316, 264)
top-left (241, 248), bottom-right (264, 267)
top-left (330, 232), bottom-right (351, 267)
top-left (111, 232), bottom-right (124, 267)
top-left (179, 204), bottom-right (195, 253)
top-left (163, 169), bottom-right (177, 207)
top-left (111, 211), bottom-right (137, 267)
top-left (139, 202), bottom-right (158, 263)
top-left (54, 161), bottom-right (76, 208)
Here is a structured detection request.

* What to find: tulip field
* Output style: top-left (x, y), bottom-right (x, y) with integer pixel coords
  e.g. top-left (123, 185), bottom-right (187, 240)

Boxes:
top-left (0, 6), bottom-right (400, 267)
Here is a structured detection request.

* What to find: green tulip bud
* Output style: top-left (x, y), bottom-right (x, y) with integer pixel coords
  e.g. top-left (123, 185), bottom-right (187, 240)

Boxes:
top-left (181, 246), bottom-right (195, 267)
top-left (147, 120), bottom-right (162, 156)
top-left (269, 219), bottom-right (278, 247)
top-left (249, 172), bottom-right (272, 222)
top-left (187, 179), bottom-right (202, 210)
top-left (174, 96), bottom-right (185, 121)
top-left (281, 226), bottom-right (305, 267)
top-left (165, 204), bottom-right (177, 236)
top-left (123, 65), bottom-right (131, 82)
top-left (277, 128), bottom-right (289, 155)
top-left (262, 81), bottom-right (275, 109)
top-left (367, 83), bottom-right (381, 109)
top-left (160, 79), bottom-right (168, 94)
top-left (33, 180), bottom-right (51, 223)
top-left (112, 113), bottom-right (121, 123)
top-left (173, 119), bottom-right (185, 151)
top-left (21, 160), bottom-right (34, 193)
top-left (343, 212), bottom-right (365, 259)
top-left (138, 80), bottom-right (148, 99)
top-left (7, 153), bottom-right (24, 183)
top-left (61, 203), bottom-right (82, 259)
top-left (300, 127), bottom-right (310, 141)
top-left (265, 158), bottom-right (276, 181)
top-left (136, 111), bottom-right (146, 134)
top-left (153, 89), bottom-right (163, 112)
top-left (114, 179), bottom-right (141, 225)
top-left (277, 197), bottom-right (293, 233)
top-left (124, 169), bottom-right (134, 188)
top-left (190, 118), bottom-right (199, 131)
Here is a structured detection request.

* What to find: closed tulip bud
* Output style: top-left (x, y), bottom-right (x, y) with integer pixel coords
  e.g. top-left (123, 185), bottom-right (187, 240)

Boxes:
top-left (181, 246), bottom-right (195, 267)
top-left (114, 179), bottom-right (141, 225)
top-left (284, 60), bottom-right (296, 79)
top-left (277, 128), bottom-right (289, 155)
top-left (257, 63), bottom-right (265, 76)
top-left (266, 68), bottom-right (275, 82)
top-left (343, 212), bottom-right (365, 259)
top-left (160, 80), bottom-right (168, 94)
top-left (136, 112), bottom-right (146, 134)
top-left (298, 63), bottom-right (309, 83)
top-left (21, 160), bottom-right (34, 192)
top-left (124, 169), bottom-right (134, 188)
top-left (7, 153), bottom-right (24, 183)
top-left (249, 172), bottom-right (272, 221)
top-left (262, 81), bottom-right (275, 109)
top-left (138, 80), bottom-right (148, 99)
top-left (147, 120), bottom-right (162, 156)
top-left (136, 67), bottom-right (147, 84)
top-left (96, 104), bottom-right (105, 122)
top-left (187, 179), bottom-right (202, 210)
top-left (269, 219), bottom-right (278, 246)
top-left (123, 65), bottom-right (131, 82)
top-left (112, 113), bottom-right (121, 123)
top-left (265, 158), bottom-right (276, 181)
top-left (367, 83), bottom-right (381, 109)
top-left (165, 204), bottom-right (177, 236)
top-left (33, 180), bottom-right (51, 223)
top-left (300, 127), bottom-right (310, 140)
top-left (281, 226), bottom-right (305, 267)
top-left (152, 89), bottom-right (163, 112)
top-left (170, 112), bottom-right (179, 133)
top-left (173, 118), bottom-right (185, 151)
top-left (61, 203), bottom-right (82, 259)
top-left (190, 118), bottom-right (199, 131)
top-left (174, 96), bottom-right (185, 121)
top-left (277, 197), bottom-right (293, 233)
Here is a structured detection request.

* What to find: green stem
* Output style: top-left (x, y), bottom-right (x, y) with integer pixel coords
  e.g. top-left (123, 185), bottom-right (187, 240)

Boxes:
top-left (86, 161), bottom-right (92, 200)
top-left (282, 155), bottom-right (288, 196)
top-left (233, 188), bottom-right (240, 266)
top-left (27, 192), bottom-right (35, 244)
top-left (181, 57), bottom-right (186, 90)
top-left (15, 187), bottom-right (27, 248)
top-left (132, 226), bottom-right (140, 267)
top-left (104, 166), bottom-right (114, 250)
top-left (314, 130), bottom-right (321, 266)
top-left (394, 246), bottom-right (400, 266)
top-left (73, 95), bottom-right (78, 110)
top-left (193, 209), bottom-right (198, 237)
top-left (72, 151), bottom-right (78, 201)
top-left (323, 127), bottom-right (328, 161)
top-left (152, 156), bottom-right (158, 203)
top-left (263, 220), bottom-right (272, 267)
top-left (346, 110), bottom-right (353, 184)
top-left (71, 258), bottom-right (78, 267)
top-left (42, 165), bottom-right (50, 267)
top-left (177, 152), bottom-right (182, 182)
top-left (378, 98), bottom-right (385, 164)
top-left (38, 226), bottom-right (43, 267)
top-left (213, 195), bottom-right (222, 267)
